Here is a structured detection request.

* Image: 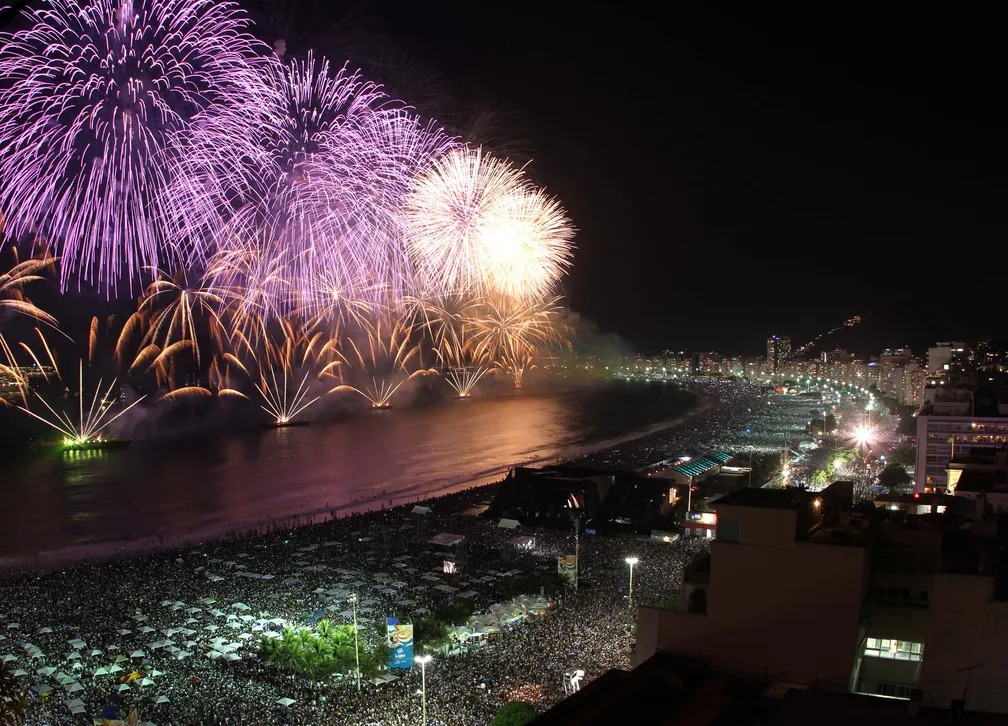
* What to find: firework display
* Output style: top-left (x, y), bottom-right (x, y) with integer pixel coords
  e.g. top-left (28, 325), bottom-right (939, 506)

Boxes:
top-left (0, 0), bottom-right (268, 293)
top-left (0, 0), bottom-right (577, 438)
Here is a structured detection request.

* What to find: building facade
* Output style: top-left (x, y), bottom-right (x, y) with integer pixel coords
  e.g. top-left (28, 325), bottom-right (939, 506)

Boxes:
top-left (634, 488), bottom-right (1008, 713)
top-left (915, 415), bottom-right (1008, 493)
top-left (767, 336), bottom-right (791, 373)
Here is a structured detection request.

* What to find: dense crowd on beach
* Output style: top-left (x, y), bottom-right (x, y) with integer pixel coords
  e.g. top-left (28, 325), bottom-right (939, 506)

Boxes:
top-left (0, 379), bottom-right (827, 725)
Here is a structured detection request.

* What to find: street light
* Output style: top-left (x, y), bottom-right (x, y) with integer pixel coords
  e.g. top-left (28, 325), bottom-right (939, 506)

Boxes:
top-left (625, 556), bottom-right (639, 605)
top-left (350, 593), bottom-right (361, 691)
top-left (416, 654), bottom-right (432, 726)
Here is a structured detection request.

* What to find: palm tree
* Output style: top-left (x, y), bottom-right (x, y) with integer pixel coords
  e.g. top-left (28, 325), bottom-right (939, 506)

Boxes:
top-left (0, 661), bottom-right (28, 725)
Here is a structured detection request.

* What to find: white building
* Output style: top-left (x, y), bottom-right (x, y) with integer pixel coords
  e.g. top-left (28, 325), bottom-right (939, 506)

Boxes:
top-left (915, 414), bottom-right (1008, 492)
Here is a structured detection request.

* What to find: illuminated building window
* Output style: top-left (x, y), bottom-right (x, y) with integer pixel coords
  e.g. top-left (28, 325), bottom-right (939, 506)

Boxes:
top-left (864, 638), bottom-right (924, 662)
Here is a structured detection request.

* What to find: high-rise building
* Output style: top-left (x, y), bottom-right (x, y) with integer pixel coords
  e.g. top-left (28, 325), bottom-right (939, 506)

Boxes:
top-left (927, 342), bottom-right (965, 375)
top-left (767, 335), bottom-right (791, 373)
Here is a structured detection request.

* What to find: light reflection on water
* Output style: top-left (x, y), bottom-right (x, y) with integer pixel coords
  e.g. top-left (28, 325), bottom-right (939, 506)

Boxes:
top-left (0, 382), bottom-right (694, 558)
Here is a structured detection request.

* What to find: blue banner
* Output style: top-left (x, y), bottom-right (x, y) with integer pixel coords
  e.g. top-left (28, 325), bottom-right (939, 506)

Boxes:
top-left (386, 617), bottom-right (414, 669)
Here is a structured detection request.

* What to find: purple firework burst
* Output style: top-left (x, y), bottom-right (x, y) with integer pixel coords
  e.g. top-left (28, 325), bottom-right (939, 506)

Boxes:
top-left (179, 51), bottom-right (456, 317)
top-left (0, 0), bottom-right (268, 295)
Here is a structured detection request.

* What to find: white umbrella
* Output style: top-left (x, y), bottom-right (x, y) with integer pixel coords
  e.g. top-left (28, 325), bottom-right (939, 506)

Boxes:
top-left (114, 655), bottom-right (128, 663)
top-left (66, 652), bottom-right (81, 660)
top-left (130, 650), bottom-right (145, 659)
top-left (12, 669), bottom-right (27, 677)
top-left (277, 697), bottom-right (296, 707)
top-left (118, 683), bottom-right (132, 692)
top-left (176, 651), bottom-right (191, 660)
top-left (92, 667), bottom-right (108, 676)
top-left (67, 682), bottom-right (84, 693)
top-left (155, 694), bottom-right (170, 704)
top-left (2, 654), bottom-right (16, 662)
top-left (89, 649), bottom-right (102, 657)
top-left (109, 665), bottom-right (125, 674)
top-left (37, 627), bottom-right (53, 634)
top-left (150, 669), bottom-right (164, 677)
top-left (139, 677), bottom-right (155, 686)
top-left (69, 704), bottom-right (87, 715)
top-left (231, 602), bottom-right (251, 611)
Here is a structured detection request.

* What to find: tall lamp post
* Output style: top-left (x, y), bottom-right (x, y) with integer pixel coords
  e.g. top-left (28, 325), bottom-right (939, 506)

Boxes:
top-left (350, 593), bottom-right (361, 691)
top-left (416, 654), bottom-right (432, 726)
top-left (625, 556), bottom-right (639, 606)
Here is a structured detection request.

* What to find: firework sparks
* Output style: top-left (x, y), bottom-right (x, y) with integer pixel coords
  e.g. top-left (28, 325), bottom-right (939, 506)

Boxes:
top-left (405, 147), bottom-right (574, 301)
top-left (478, 186), bottom-right (574, 300)
top-left (331, 307), bottom-right (423, 408)
top-left (471, 295), bottom-right (567, 389)
top-left (139, 268), bottom-right (224, 366)
top-left (18, 360), bottom-right (145, 447)
top-left (229, 318), bottom-right (327, 425)
top-left (175, 51), bottom-right (454, 312)
top-left (412, 294), bottom-right (489, 398)
top-left (0, 0), bottom-right (267, 293)
top-left (405, 147), bottom-right (525, 297)
top-left (0, 253), bottom-right (58, 327)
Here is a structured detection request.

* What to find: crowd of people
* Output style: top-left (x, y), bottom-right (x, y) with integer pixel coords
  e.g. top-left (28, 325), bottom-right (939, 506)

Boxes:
top-left (0, 379), bottom-right (823, 725)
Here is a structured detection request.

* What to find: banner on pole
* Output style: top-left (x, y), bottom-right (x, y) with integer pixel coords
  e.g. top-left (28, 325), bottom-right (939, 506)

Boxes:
top-left (557, 555), bottom-right (577, 585)
top-left (386, 617), bottom-right (414, 669)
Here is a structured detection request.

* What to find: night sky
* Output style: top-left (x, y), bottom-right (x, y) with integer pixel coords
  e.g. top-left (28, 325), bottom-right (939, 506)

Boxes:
top-left (4, 2), bottom-right (1004, 356)
top-left (363, 3), bottom-right (1006, 355)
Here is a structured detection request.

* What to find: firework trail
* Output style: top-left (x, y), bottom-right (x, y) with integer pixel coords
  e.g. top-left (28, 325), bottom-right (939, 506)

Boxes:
top-left (175, 51), bottom-right (455, 312)
top-left (330, 306), bottom-right (428, 408)
top-left (0, 0), bottom-right (268, 294)
top-left (10, 323), bottom-right (147, 444)
top-left (410, 293), bottom-right (489, 398)
top-left (139, 268), bottom-right (224, 366)
top-left (405, 146), bottom-right (574, 301)
top-left (202, 235), bottom-right (290, 347)
top-left (0, 252), bottom-right (58, 328)
top-left (227, 317), bottom-right (327, 425)
top-left (18, 360), bottom-right (146, 446)
top-left (0, 251), bottom-right (60, 399)
top-left (471, 295), bottom-right (567, 389)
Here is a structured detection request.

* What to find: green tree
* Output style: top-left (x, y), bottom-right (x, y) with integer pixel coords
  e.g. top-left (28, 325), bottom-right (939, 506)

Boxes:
top-left (414, 618), bottom-right (449, 651)
top-left (889, 447), bottom-right (916, 467)
top-left (0, 661), bottom-right (28, 726)
top-left (878, 464), bottom-right (912, 491)
top-left (491, 701), bottom-right (537, 726)
top-left (811, 469), bottom-right (830, 486)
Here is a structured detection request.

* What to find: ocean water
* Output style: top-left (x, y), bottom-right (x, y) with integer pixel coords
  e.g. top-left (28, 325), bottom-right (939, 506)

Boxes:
top-left (0, 380), bottom-right (696, 560)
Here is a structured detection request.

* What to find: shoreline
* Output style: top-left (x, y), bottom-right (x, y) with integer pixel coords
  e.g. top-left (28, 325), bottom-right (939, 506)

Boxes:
top-left (0, 387), bottom-right (716, 577)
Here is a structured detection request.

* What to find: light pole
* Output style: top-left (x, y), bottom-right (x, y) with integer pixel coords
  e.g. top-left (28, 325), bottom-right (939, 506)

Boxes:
top-left (416, 654), bottom-right (432, 726)
top-left (625, 556), bottom-right (638, 606)
top-left (350, 593), bottom-right (361, 691)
